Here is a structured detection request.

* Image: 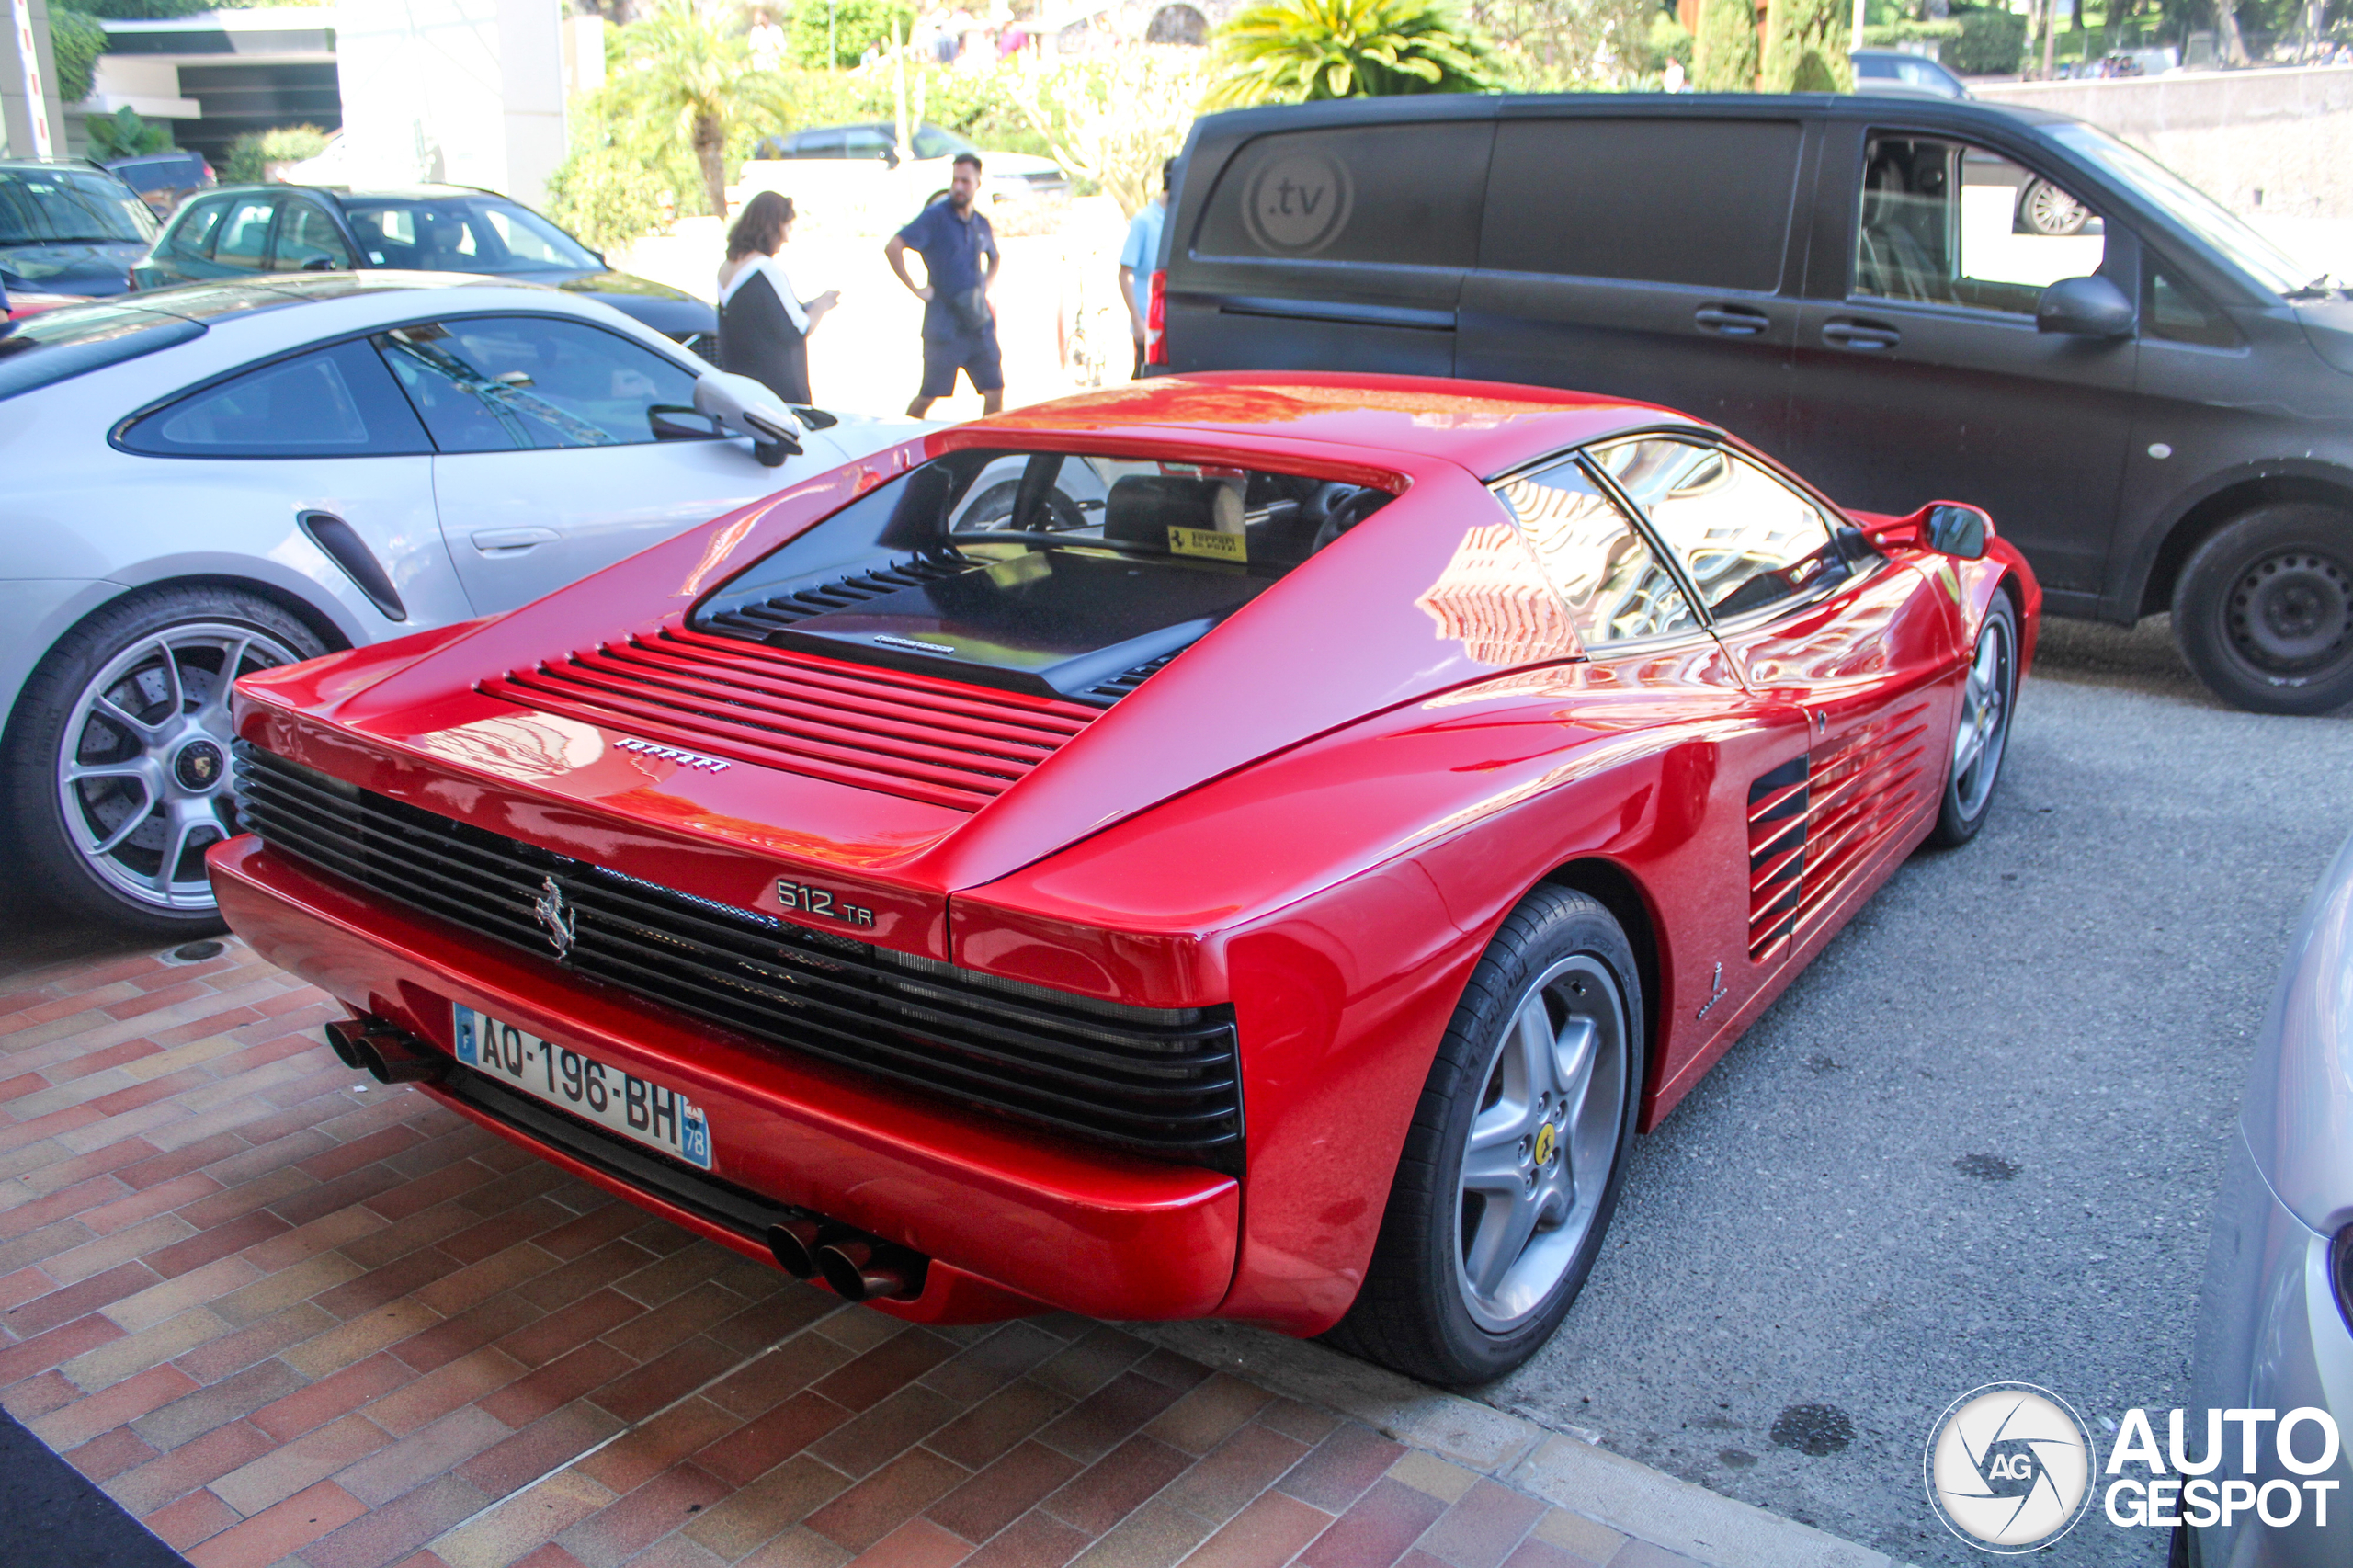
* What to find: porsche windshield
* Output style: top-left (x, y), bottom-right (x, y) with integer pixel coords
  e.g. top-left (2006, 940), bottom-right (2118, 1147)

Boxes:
top-left (690, 450), bottom-right (1390, 703)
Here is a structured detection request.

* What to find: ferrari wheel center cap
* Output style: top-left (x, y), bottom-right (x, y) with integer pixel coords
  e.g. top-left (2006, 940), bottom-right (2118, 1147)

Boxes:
top-left (174, 739), bottom-right (227, 792)
top-left (1532, 1123), bottom-right (1556, 1166)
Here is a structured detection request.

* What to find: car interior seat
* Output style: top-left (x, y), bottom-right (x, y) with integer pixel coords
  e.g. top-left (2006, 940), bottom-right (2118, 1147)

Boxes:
top-left (1101, 475), bottom-right (1243, 553)
top-left (1858, 149), bottom-right (1950, 304)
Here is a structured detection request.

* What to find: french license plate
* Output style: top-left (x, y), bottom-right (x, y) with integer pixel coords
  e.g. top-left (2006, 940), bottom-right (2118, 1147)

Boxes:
top-left (453, 1005), bottom-right (712, 1171)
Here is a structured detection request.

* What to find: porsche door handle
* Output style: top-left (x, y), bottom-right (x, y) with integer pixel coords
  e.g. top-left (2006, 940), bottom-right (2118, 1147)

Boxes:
top-left (470, 527), bottom-right (561, 555)
top-left (1822, 319), bottom-right (1902, 351)
top-left (1694, 304), bottom-right (1770, 336)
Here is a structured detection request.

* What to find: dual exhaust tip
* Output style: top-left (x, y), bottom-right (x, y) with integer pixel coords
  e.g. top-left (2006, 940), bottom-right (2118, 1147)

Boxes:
top-left (768, 1217), bottom-right (928, 1303)
top-left (326, 1017), bottom-right (447, 1085)
top-left (328, 1017), bottom-right (925, 1304)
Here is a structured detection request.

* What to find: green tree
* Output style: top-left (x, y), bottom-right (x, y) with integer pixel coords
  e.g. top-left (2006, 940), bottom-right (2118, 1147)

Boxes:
top-left (788, 0), bottom-right (915, 67)
top-left (222, 124), bottom-right (328, 182)
top-left (85, 107), bottom-right (175, 158)
top-left (1690, 0), bottom-right (1757, 88)
top-left (1203, 0), bottom-right (1498, 108)
top-left (604, 0), bottom-right (793, 219)
top-left (1761, 0), bottom-right (1853, 89)
top-left (49, 7), bottom-right (106, 103)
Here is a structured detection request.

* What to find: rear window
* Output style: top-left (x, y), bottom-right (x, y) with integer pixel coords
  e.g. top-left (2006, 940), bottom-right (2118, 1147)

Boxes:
top-left (1479, 119), bottom-right (1802, 291)
top-left (0, 167), bottom-right (157, 244)
top-left (1191, 121), bottom-right (1493, 268)
top-left (690, 450), bottom-right (1392, 702)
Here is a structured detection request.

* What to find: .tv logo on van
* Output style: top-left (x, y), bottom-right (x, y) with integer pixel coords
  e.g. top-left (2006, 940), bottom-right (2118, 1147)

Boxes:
top-left (1244, 150), bottom-right (1354, 255)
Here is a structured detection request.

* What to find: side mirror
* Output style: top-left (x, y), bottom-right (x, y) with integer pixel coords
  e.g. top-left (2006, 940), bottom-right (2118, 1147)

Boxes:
top-left (1868, 500), bottom-right (1991, 560)
top-left (648, 403), bottom-right (723, 441)
top-left (2037, 274), bottom-right (2135, 339)
top-left (694, 369), bottom-right (803, 466)
top-left (882, 146), bottom-right (901, 169)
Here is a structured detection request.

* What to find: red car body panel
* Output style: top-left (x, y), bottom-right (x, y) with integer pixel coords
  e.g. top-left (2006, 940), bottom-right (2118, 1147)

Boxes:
top-left (212, 373), bottom-right (2040, 1336)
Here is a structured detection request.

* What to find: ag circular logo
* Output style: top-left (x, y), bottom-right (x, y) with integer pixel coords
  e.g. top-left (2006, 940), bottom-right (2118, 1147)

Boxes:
top-left (1243, 150), bottom-right (1352, 256)
top-left (1925, 1383), bottom-right (2097, 1552)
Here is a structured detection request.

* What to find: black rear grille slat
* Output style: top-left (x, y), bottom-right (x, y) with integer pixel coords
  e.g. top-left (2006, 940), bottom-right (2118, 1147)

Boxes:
top-left (235, 744), bottom-right (1243, 1169)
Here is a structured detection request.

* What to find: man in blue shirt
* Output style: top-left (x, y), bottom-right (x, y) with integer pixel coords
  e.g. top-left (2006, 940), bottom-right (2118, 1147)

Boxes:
top-left (885, 153), bottom-right (1004, 417)
top-left (1119, 159), bottom-right (1172, 380)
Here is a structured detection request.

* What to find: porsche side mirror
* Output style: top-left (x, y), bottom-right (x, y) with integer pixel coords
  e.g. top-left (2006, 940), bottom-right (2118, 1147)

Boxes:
top-left (648, 403), bottom-right (723, 441)
top-left (695, 369), bottom-right (802, 466)
top-left (2038, 275), bottom-right (2135, 339)
top-left (1869, 500), bottom-right (1991, 560)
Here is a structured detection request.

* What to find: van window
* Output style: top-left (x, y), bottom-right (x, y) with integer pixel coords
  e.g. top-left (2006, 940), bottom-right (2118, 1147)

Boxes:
top-left (1480, 119), bottom-right (1802, 292)
top-left (1191, 121), bottom-right (1492, 268)
top-left (2145, 265), bottom-right (2239, 349)
top-left (1856, 136), bottom-right (2108, 313)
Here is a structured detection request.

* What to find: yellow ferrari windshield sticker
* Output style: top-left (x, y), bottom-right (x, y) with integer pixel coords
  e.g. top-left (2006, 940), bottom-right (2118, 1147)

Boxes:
top-left (1168, 527), bottom-right (1246, 563)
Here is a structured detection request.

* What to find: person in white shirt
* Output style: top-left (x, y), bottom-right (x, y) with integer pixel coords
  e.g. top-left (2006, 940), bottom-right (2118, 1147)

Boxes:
top-left (716, 192), bottom-right (839, 406)
top-left (1119, 159), bottom-right (1173, 379)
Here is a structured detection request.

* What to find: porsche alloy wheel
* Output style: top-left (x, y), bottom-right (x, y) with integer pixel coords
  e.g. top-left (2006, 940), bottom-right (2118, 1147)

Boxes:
top-left (7, 587), bottom-right (324, 936)
top-left (1929, 594), bottom-right (2018, 847)
top-left (1329, 886), bottom-right (1643, 1385)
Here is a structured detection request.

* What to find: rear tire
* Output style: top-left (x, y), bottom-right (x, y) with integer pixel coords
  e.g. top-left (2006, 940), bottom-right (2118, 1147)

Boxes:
top-left (4, 585), bottom-right (326, 937)
top-left (1326, 886), bottom-right (1643, 1386)
top-left (2173, 505), bottom-right (2353, 715)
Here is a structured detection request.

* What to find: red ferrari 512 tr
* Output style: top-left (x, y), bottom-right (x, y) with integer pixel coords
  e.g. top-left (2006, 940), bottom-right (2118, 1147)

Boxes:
top-left (210, 373), bottom-right (2038, 1383)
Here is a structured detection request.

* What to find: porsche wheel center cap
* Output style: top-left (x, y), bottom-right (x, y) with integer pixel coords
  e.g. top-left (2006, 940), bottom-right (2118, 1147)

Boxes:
top-left (174, 739), bottom-right (227, 792)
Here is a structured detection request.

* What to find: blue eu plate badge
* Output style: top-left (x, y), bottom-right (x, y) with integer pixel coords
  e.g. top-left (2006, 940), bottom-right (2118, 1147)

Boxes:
top-left (452, 1005), bottom-right (715, 1172)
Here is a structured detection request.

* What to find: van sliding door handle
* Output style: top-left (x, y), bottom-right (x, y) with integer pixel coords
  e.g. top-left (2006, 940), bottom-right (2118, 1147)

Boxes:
top-left (1822, 319), bottom-right (1902, 351)
top-left (1694, 304), bottom-right (1770, 336)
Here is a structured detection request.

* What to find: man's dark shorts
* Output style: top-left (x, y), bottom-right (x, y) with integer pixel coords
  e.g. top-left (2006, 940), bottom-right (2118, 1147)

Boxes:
top-left (920, 324), bottom-right (1005, 398)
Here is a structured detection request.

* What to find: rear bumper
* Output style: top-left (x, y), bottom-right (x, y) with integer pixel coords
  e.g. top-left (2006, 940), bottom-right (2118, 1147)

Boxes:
top-left (209, 834), bottom-right (1241, 1324)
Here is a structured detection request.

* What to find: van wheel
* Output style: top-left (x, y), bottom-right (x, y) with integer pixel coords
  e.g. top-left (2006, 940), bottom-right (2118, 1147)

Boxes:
top-left (2174, 504), bottom-right (2353, 714)
top-left (4, 585), bottom-right (325, 936)
top-left (1325, 886), bottom-right (1643, 1386)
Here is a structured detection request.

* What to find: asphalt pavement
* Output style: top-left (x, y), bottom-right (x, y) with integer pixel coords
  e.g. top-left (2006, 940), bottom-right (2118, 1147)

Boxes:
top-left (1482, 614), bottom-right (2353, 1567)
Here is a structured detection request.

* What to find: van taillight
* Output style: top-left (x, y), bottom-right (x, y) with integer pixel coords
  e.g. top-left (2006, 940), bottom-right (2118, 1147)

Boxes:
top-left (1145, 269), bottom-right (1166, 367)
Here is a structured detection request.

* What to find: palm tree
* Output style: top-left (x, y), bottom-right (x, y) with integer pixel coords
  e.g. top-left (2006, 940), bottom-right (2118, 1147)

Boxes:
top-left (1204, 0), bottom-right (1497, 109)
top-left (605, 0), bottom-right (792, 219)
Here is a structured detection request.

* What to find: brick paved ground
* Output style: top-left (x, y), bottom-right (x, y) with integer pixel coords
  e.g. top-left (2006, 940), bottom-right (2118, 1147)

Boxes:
top-left (0, 935), bottom-right (1666, 1568)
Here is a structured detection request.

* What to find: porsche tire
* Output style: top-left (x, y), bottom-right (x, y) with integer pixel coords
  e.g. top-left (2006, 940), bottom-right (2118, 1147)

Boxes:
top-left (4, 585), bottom-right (326, 937)
top-left (1327, 886), bottom-right (1643, 1386)
top-left (2173, 505), bottom-right (2353, 715)
top-left (1927, 591), bottom-right (2018, 848)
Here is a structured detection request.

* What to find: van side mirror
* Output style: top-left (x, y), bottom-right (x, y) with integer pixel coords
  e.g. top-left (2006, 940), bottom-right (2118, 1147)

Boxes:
top-left (694, 369), bottom-right (803, 466)
top-left (2038, 275), bottom-right (2135, 339)
top-left (1868, 500), bottom-right (1991, 560)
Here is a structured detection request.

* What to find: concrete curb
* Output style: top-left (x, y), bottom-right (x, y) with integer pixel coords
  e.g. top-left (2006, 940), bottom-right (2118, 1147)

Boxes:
top-left (1128, 1318), bottom-right (1904, 1568)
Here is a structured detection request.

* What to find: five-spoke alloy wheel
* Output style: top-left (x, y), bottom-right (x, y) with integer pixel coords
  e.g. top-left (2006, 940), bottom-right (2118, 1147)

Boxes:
top-left (1330, 886), bottom-right (1643, 1385)
top-left (6, 587), bottom-right (325, 935)
top-left (1929, 592), bottom-right (2018, 847)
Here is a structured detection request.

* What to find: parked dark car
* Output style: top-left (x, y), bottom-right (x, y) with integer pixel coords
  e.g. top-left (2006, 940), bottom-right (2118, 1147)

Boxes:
top-left (131, 185), bottom-right (717, 358)
top-left (1850, 49), bottom-right (1970, 98)
top-left (0, 159), bottom-right (159, 300)
top-left (103, 150), bottom-right (216, 220)
top-left (1154, 94), bottom-right (2353, 713)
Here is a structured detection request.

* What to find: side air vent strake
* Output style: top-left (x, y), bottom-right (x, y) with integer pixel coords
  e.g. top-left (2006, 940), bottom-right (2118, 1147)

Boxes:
top-left (1747, 754), bottom-right (1809, 965)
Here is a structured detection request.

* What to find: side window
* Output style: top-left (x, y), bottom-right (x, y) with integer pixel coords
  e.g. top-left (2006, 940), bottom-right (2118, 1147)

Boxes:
top-left (118, 339), bottom-right (432, 459)
top-left (1482, 119), bottom-right (1802, 292)
top-left (797, 131), bottom-right (846, 158)
top-left (1193, 120), bottom-right (1494, 268)
top-left (375, 315), bottom-right (700, 453)
top-left (841, 128), bottom-right (894, 160)
top-left (211, 198), bottom-right (278, 271)
top-left (2145, 265), bottom-right (2239, 349)
top-left (272, 201), bottom-right (356, 271)
top-left (1594, 438), bottom-right (1847, 621)
top-left (1495, 460), bottom-right (1697, 643)
top-left (169, 198), bottom-right (227, 259)
top-left (1855, 136), bottom-right (2108, 313)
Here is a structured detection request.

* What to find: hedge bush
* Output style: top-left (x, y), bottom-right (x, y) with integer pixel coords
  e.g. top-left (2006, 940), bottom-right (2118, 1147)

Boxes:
top-left (1948, 6), bottom-right (2026, 72)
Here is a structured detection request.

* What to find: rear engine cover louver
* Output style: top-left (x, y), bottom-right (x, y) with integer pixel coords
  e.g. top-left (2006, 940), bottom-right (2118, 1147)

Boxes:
top-left (479, 624), bottom-right (1098, 812)
top-left (1746, 701), bottom-right (1932, 967)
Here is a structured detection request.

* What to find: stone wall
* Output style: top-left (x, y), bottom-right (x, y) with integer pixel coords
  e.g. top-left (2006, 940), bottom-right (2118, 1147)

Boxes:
top-left (1976, 66), bottom-right (2353, 219)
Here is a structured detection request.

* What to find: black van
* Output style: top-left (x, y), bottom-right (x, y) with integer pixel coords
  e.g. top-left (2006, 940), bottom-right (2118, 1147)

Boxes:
top-left (1155, 94), bottom-right (2353, 714)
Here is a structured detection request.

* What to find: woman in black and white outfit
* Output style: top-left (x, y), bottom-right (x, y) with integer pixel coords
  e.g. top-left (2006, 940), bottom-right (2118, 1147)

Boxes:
top-left (717, 191), bottom-right (838, 406)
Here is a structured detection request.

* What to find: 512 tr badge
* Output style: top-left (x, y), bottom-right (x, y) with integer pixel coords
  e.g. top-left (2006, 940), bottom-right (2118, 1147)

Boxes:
top-left (776, 879), bottom-right (876, 927)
